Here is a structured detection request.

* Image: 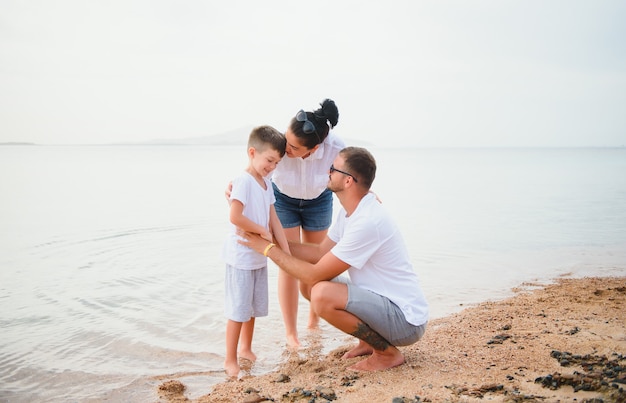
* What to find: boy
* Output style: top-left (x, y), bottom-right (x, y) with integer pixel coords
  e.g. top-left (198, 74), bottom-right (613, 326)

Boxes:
top-left (221, 125), bottom-right (290, 377)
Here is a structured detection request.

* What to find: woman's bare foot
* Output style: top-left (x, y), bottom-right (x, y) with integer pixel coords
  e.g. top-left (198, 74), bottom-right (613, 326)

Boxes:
top-left (347, 347), bottom-right (405, 371)
top-left (286, 333), bottom-right (300, 349)
top-left (237, 349), bottom-right (257, 362)
top-left (341, 341), bottom-right (373, 359)
top-left (307, 318), bottom-right (319, 329)
top-left (307, 309), bottom-right (320, 329)
top-left (223, 360), bottom-right (240, 377)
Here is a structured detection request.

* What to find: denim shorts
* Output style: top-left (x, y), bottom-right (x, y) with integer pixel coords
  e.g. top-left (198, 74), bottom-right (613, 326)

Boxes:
top-left (272, 182), bottom-right (333, 231)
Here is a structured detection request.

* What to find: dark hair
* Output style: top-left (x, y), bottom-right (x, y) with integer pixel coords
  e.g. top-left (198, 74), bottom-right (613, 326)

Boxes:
top-left (340, 147), bottom-right (376, 190)
top-left (248, 125), bottom-right (286, 157)
top-left (288, 98), bottom-right (339, 149)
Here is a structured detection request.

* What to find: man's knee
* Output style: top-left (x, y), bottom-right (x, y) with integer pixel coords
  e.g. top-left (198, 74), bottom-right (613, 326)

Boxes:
top-left (310, 281), bottom-right (345, 313)
top-left (310, 281), bottom-right (331, 301)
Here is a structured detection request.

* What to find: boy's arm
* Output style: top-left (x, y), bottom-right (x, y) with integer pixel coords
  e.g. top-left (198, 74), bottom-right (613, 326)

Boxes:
top-left (269, 205), bottom-right (290, 255)
top-left (230, 199), bottom-right (271, 240)
top-left (288, 236), bottom-right (335, 264)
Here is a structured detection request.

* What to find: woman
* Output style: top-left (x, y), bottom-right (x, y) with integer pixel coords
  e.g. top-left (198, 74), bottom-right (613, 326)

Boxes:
top-left (272, 99), bottom-right (343, 347)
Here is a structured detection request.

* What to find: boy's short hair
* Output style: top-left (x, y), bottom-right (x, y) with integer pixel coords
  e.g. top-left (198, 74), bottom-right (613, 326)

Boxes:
top-left (248, 126), bottom-right (286, 157)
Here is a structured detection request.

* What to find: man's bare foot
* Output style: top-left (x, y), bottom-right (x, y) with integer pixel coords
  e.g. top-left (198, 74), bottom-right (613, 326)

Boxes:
top-left (237, 349), bottom-right (257, 362)
top-left (223, 360), bottom-right (240, 377)
top-left (286, 334), bottom-right (300, 349)
top-left (341, 341), bottom-right (373, 359)
top-left (347, 348), bottom-right (405, 371)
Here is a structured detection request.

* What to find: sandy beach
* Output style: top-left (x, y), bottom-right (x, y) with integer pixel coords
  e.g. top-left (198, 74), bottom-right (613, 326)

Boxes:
top-left (158, 276), bottom-right (625, 402)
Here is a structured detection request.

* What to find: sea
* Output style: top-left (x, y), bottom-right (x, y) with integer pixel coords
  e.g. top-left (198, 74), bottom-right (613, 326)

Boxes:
top-left (1, 145), bottom-right (625, 402)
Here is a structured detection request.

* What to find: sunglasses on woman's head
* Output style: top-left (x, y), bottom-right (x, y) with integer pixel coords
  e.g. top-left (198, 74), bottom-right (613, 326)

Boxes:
top-left (296, 110), bottom-right (322, 143)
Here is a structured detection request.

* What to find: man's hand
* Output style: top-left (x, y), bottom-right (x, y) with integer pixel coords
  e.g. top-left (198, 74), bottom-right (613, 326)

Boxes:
top-left (237, 229), bottom-right (271, 255)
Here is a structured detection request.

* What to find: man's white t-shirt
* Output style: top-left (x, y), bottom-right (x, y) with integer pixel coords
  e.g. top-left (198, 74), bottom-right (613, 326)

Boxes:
top-left (328, 192), bottom-right (429, 326)
top-left (222, 172), bottom-right (274, 270)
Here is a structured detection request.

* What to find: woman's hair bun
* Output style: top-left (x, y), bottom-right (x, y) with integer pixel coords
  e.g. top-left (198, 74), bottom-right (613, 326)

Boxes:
top-left (314, 98), bottom-right (339, 128)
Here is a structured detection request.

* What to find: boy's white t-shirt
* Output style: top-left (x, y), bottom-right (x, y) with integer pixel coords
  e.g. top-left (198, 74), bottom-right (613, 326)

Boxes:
top-left (328, 193), bottom-right (429, 326)
top-left (222, 172), bottom-right (274, 270)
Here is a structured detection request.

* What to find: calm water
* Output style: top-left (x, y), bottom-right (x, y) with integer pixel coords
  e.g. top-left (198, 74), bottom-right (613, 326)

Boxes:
top-left (1, 145), bottom-right (625, 402)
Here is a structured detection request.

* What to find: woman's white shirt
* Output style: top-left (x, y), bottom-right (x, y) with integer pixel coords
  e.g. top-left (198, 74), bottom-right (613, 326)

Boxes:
top-left (272, 131), bottom-right (345, 200)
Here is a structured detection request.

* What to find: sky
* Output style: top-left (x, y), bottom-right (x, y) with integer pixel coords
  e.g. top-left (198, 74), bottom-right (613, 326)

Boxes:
top-left (1, 0), bottom-right (625, 147)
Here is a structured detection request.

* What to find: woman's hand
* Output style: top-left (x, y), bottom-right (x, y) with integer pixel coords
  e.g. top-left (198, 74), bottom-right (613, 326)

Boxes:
top-left (369, 190), bottom-right (382, 203)
top-left (224, 182), bottom-right (233, 203)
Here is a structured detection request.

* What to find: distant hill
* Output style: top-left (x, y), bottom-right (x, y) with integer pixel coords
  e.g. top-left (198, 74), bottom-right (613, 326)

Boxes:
top-left (1, 130), bottom-right (373, 147)
top-left (142, 127), bottom-right (373, 147)
top-left (144, 126), bottom-right (253, 146)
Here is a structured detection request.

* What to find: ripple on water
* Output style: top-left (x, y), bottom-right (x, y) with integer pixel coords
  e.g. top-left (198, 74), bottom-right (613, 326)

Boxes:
top-left (0, 222), bottom-right (232, 401)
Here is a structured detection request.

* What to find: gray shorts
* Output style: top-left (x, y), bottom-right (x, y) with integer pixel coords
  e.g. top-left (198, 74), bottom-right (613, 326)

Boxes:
top-left (335, 277), bottom-right (427, 346)
top-left (224, 264), bottom-right (268, 322)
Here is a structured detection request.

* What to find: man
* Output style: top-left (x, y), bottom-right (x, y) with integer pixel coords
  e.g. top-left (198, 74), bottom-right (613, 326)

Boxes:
top-left (239, 147), bottom-right (428, 371)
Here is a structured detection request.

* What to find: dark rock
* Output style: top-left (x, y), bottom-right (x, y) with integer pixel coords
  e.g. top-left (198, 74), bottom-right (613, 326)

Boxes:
top-left (536, 351), bottom-right (626, 401)
top-left (316, 386), bottom-right (336, 400)
top-left (487, 334), bottom-right (511, 345)
top-left (565, 327), bottom-right (581, 335)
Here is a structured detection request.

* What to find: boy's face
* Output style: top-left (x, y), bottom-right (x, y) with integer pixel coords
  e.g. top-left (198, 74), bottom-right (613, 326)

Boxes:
top-left (251, 147), bottom-right (282, 177)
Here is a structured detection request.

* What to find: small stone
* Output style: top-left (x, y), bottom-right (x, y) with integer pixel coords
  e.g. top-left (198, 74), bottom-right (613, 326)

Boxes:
top-left (242, 392), bottom-right (268, 403)
top-left (275, 373), bottom-right (290, 383)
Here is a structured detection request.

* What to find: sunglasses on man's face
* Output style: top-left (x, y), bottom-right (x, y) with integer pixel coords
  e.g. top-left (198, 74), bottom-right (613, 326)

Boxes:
top-left (296, 110), bottom-right (322, 143)
top-left (330, 164), bottom-right (358, 183)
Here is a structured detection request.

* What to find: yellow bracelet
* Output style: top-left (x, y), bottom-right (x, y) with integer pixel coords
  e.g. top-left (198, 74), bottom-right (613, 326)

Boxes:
top-left (263, 243), bottom-right (276, 257)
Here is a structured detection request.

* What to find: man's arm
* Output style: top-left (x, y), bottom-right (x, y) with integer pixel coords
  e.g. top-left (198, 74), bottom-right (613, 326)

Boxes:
top-left (238, 231), bottom-right (349, 285)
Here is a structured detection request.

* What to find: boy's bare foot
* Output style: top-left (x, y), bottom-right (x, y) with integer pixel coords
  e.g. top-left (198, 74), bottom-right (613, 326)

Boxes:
top-left (341, 341), bottom-right (373, 359)
top-left (223, 360), bottom-right (240, 377)
top-left (347, 348), bottom-right (405, 371)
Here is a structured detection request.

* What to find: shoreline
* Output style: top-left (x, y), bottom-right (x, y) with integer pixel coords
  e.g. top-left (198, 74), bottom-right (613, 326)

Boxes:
top-left (158, 276), bottom-right (626, 402)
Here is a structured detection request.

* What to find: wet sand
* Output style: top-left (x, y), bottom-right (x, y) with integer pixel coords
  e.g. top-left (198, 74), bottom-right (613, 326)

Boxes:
top-left (158, 276), bottom-right (626, 402)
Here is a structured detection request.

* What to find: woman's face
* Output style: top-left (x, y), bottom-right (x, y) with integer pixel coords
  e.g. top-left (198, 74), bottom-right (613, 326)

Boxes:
top-left (284, 128), bottom-right (314, 159)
